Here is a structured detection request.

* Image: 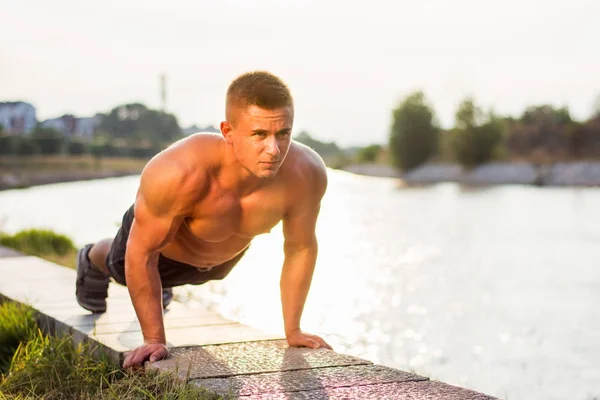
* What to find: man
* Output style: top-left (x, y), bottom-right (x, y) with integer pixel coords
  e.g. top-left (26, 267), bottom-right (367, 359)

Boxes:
top-left (75, 71), bottom-right (332, 368)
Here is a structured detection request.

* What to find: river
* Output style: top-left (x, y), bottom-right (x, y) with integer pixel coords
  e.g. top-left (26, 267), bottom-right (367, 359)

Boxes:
top-left (0, 170), bottom-right (598, 400)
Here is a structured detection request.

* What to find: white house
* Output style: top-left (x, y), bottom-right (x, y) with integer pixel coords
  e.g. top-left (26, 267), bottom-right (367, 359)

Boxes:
top-left (0, 101), bottom-right (37, 134)
top-left (40, 114), bottom-right (101, 140)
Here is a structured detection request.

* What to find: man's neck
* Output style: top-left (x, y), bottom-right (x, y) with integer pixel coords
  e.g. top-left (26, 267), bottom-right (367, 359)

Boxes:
top-left (219, 143), bottom-right (271, 197)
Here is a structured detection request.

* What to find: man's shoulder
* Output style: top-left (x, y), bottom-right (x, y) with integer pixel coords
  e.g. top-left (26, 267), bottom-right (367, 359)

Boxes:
top-left (287, 140), bottom-right (327, 177)
top-left (168, 132), bottom-right (223, 157)
top-left (146, 133), bottom-right (221, 175)
top-left (283, 141), bottom-right (327, 194)
top-left (140, 134), bottom-right (220, 199)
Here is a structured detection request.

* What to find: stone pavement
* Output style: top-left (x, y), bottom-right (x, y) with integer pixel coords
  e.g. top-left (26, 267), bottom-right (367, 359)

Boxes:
top-left (0, 247), bottom-right (499, 399)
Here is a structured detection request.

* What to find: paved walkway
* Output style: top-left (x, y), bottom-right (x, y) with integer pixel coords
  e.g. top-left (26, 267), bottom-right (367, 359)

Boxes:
top-left (0, 247), bottom-right (498, 399)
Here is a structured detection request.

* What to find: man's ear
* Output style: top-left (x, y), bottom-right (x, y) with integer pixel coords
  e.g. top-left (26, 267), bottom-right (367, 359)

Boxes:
top-left (220, 121), bottom-right (234, 144)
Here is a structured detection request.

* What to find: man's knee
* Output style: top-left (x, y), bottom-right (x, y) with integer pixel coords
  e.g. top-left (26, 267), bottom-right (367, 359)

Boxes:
top-left (89, 239), bottom-right (113, 275)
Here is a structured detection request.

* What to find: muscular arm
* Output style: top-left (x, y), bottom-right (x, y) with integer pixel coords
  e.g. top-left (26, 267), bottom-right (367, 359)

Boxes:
top-left (280, 155), bottom-right (330, 349)
top-left (123, 158), bottom-right (202, 366)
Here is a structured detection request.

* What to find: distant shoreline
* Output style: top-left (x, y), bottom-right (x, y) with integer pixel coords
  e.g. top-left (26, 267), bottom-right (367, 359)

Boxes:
top-left (341, 161), bottom-right (600, 187)
top-left (2, 161), bottom-right (600, 191)
top-left (0, 170), bottom-right (142, 191)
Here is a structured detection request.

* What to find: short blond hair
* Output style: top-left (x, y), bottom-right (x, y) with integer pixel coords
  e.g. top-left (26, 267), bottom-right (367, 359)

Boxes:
top-left (226, 71), bottom-right (293, 124)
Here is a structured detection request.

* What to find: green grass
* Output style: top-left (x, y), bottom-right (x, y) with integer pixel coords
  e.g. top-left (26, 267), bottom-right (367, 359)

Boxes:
top-left (0, 229), bottom-right (77, 269)
top-left (0, 302), bottom-right (37, 375)
top-left (0, 301), bottom-right (227, 400)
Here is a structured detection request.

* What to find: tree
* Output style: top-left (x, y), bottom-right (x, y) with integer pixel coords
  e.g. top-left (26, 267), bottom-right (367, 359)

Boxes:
top-left (357, 144), bottom-right (382, 163)
top-left (451, 99), bottom-right (504, 168)
top-left (97, 103), bottom-right (182, 145)
top-left (31, 126), bottom-right (66, 155)
top-left (389, 91), bottom-right (438, 171)
top-left (293, 131), bottom-right (346, 168)
top-left (593, 94), bottom-right (600, 118)
top-left (294, 131), bottom-right (343, 158)
top-left (507, 104), bottom-right (575, 161)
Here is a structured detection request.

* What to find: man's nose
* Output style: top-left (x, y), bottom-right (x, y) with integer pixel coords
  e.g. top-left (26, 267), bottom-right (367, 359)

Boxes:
top-left (265, 135), bottom-right (280, 157)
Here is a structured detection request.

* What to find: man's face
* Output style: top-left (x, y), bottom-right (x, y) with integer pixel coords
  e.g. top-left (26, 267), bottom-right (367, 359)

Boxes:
top-left (225, 105), bottom-right (294, 179)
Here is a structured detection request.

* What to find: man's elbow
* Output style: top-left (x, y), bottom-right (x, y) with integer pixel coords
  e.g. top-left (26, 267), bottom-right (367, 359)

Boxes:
top-left (284, 239), bottom-right (318, 256)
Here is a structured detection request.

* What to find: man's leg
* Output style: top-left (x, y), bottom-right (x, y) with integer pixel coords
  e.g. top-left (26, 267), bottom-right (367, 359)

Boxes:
top-left (79, 238), bottom-right (174, 311)
top-left (88, 238), bottom-right (113, 276)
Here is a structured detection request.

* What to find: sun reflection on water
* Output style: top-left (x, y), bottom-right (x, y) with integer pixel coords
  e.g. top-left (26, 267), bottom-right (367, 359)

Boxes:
top-left (1, 170), bottom-right (599, 399)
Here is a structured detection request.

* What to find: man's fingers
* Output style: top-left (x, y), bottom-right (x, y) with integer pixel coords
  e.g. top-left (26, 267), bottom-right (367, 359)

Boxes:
top-left (123, 348), bottom-right (151, 369)
top-left (313, 336), bottom-right (332, 350)
top-left (304, 334), bottom-right (333, 350)
top-left (149, 347), bottom-right (169, 363)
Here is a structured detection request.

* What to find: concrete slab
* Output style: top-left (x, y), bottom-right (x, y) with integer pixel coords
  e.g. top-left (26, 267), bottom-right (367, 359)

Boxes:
top-left (0, 256), bottom-right (134, 308)
top-left (0, 256), bottom-right (75, 280)
top-left (193, 364), bottom-right (427, 397)
top-left (93, 323), bottom-right (283, 354)
top-left (237, 380), bottom-right (497, 399)
top-left (151, 341), bottom-right (371, 380)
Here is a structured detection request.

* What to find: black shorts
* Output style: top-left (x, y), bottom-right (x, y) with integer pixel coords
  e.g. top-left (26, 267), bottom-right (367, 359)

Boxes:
top-left (106, 205), bottom-right (248, 288)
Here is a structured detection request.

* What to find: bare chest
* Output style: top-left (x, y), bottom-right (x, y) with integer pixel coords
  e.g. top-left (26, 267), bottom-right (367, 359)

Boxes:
top-left (182, 191), bottom-right (287, 243)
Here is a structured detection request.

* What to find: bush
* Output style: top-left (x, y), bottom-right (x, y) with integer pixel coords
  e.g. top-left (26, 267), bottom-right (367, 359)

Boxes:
top-left (31, 127), bottom-right (66, 155)
top-left (357, 144), bottom-right (382, 163)
top-left (15, 137), bottom-right (40, 156)
top-left (0, 136), bottom-right (40, 156)
top-left (66, 140), bottom-right (88, 155)
top-left (0, 229), bottom-right (75, 257)
top-left (0, 136), bottom-right (19, 155)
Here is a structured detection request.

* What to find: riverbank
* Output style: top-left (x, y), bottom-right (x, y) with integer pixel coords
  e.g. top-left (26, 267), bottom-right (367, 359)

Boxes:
top-left (342, 161), bottom-right (600, 186)
top-left (0, 155), bottom-right (146, 190)
top-left (0, 170), bottom-right (142, 191)
top-left (4, 157), bottom-right (600, 191)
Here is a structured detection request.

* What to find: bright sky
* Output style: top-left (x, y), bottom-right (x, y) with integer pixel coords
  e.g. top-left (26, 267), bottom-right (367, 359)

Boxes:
top-left (2, 0), bottom-right (599, 147)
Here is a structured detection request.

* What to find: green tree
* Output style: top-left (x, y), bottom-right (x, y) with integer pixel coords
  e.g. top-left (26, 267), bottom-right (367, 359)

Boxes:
top-left (520, 105), bottom-right (572, 125)
top-left (66, 139), bottom-right (88, 155)
top-left (357, 144), bottom-right (382, 163)
top-left (451, 99), bottom-right (504, 168)
top-left (389, 91), bottom-right (439, 171)
top-left (592, 94), bottom-right (600, 118)
top-left (31, 126), bottom-right (65, 155)
top-left (294, 131), bottom-right (342, 156)
top-left (97, 103), bottom-right (182, 146)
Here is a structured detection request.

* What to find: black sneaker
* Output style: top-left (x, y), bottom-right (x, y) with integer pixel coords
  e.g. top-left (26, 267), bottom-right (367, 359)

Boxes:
top-left (163, 287), bottom-right (173, 309)
top-left (76, 244), bottom-right (109, 313)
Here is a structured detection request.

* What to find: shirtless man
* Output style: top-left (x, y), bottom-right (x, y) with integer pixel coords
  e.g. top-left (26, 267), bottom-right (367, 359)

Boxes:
top-left (74, 71), bottom-right (332, 368)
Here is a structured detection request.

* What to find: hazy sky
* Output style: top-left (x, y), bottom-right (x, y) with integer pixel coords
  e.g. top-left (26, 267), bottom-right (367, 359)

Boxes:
top-left (2, 0), bottom-right (599, 146)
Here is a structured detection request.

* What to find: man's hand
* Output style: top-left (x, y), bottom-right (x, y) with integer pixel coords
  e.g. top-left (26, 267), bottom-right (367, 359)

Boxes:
top-left (286, 329), bottom-right (332, 350)
top-left (123, 341), bottom-right (169, 369)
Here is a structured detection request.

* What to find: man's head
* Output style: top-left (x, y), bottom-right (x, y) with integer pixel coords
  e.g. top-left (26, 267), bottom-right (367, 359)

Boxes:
top-left (221, 71), bottom-right (294, 179)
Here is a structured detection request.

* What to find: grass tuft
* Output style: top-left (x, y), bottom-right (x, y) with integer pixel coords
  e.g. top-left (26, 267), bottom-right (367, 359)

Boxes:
top-left (0, 301), bottom-right (226, 399)
top-left (0, 302), bottom-right (36, 375)
top-left (0, 229), bottom-right (75, 257)
top-left (0, 229), bottom-right (77, 269)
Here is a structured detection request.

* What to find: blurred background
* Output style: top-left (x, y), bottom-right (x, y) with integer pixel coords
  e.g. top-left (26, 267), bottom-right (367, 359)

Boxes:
top-left (1, 1), bottom-right (599, 399)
